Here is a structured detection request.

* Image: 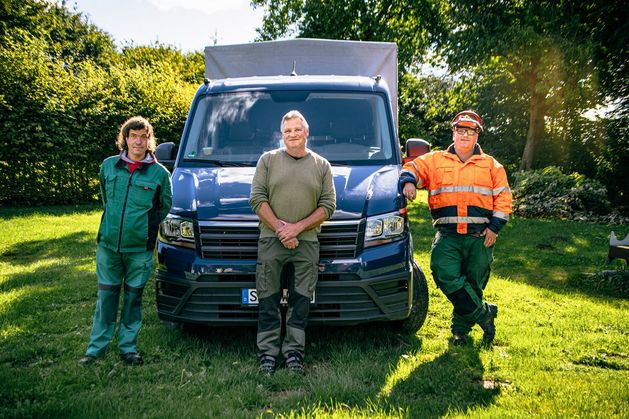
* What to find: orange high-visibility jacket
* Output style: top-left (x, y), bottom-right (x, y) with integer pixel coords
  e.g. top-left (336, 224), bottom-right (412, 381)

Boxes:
top-left (399, 144), bottom-right (512, 235)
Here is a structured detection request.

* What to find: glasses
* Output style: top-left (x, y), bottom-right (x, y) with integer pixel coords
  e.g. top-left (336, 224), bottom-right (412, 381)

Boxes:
top-left (454, 127), bottom-right (479, 136)
top-left (129, 133), bottom-right (149, 141)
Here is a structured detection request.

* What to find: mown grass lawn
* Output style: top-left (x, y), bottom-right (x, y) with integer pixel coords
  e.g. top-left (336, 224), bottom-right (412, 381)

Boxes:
top-left (1, 194), bottom-right (628, 418)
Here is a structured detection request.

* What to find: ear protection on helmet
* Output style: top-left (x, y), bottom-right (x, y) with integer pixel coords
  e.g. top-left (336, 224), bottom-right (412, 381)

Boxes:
top-left (451, 110), bottom-right (484, 132)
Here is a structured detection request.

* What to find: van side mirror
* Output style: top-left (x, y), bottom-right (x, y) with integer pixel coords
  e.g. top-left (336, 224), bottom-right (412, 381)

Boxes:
top-left (403, 138), bottom-right (431, 164)
top-left (155, 142), bottom-right (177, 172)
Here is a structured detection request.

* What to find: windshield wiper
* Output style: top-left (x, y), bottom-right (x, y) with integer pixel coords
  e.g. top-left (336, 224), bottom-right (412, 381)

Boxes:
top-left (212, 161), bottom-right (252, 167)
top-left (183, 158), bottom-right (252, 167)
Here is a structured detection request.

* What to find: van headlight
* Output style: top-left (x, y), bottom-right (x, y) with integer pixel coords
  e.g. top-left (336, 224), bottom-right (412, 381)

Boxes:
top-left (159, 214), bottom-right (195, 248)
top-left (364, 211), bottom-right (406, 247)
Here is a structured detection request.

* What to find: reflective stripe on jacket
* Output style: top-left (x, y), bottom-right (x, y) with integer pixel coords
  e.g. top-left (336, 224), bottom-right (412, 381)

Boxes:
top-left (399, 144), bottom-right (512, 235)
top-left (97, 154), bottom-right (172, 252)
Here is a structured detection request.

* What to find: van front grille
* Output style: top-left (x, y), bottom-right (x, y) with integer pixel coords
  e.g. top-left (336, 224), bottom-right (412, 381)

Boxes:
top-left (198, 220), bottom-right (363, 260)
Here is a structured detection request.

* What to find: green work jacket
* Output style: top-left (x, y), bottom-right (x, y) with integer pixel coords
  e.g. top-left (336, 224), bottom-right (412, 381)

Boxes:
top-left (97, 153), bottom-right (172, 253)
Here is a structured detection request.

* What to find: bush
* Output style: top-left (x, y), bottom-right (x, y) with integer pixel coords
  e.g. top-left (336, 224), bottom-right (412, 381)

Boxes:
top-left (0, 12), bottom-right (202, 206)
top-left (512, 166), bottom-right (611, 221)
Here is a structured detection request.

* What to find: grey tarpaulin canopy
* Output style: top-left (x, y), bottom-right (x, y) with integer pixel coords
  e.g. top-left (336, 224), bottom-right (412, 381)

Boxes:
top-left (204, 38), bottom-right (398, 129)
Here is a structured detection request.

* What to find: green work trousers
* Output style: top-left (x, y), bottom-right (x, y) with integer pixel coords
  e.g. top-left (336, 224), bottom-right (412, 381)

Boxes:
top-left (85, 245), bottom-right (153, 357)
top-left (256, 237), bottom-right (319, 358)
top-left (430, 231), bottom-right (495, 335)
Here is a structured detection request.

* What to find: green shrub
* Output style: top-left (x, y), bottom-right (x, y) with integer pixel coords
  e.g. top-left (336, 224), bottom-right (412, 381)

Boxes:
top-left (0, 19), bottom-right (201, 206)
top-left (512, 166), bottom-right (611, 220)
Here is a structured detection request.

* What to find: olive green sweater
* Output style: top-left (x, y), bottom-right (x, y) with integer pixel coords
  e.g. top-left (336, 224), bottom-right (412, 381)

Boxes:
top-left (249, 149), bottom-right (336, 241)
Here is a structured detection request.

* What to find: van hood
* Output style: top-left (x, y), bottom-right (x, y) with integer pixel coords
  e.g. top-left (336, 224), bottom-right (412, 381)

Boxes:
top-left (170, 165), bottom-right (402, 221)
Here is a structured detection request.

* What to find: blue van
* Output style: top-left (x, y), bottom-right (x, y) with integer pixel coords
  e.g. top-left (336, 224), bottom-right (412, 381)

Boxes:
top-left (154, 40), bottom-right (428, 333)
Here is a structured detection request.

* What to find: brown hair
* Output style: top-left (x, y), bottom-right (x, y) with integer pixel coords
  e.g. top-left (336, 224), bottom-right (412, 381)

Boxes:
top-left (116, 116), bottom-right (157, 153)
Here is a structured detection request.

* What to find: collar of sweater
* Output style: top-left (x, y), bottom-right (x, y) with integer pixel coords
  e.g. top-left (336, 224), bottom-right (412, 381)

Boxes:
top-left (119, 151), bottom-right (155, 165)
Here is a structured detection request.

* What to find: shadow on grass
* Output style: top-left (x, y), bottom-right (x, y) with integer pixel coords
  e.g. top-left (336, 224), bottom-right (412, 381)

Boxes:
top-left (1, 230), bottom-right (94, 270)
top-left (0, 203), bottom-right (100, 220)
top-left (407, 202), bottom-right (628, 301)
top-left (237, 323), bottom-right (497, 417)
top-left (0, 230), bottom-right (96, 367)
top-left (494, 218), bottom-right (628, 299)
top-left (178, 323), bottom-right (258, 354)
top-left (383, 340), bottom-right (498, 417)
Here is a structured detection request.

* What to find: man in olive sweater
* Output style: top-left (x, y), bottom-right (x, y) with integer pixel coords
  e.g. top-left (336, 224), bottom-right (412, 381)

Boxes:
top-left (249, 110), bottom-right (336, 375)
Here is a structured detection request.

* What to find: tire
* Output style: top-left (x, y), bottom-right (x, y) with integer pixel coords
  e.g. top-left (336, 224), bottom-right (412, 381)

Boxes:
top-left (394, 261), bottom-right (429, 334)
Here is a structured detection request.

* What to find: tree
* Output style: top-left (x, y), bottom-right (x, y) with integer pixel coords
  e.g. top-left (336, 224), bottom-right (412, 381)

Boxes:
top-left (435, 0), bottom-right (626, 170)
top-left (0, 0), bottom-right (116, 65)
top-left (583, 1), bottom-right (629, 119)
top-left (251, 0), bottom-right (439, 71)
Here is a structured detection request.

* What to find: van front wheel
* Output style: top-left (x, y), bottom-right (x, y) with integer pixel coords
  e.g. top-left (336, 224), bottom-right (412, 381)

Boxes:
top-left (393, 261), bottom-right (429, 334)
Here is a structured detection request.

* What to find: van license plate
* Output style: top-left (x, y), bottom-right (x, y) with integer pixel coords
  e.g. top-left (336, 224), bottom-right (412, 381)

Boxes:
top-left (241, 288), bottom-right (315, 305)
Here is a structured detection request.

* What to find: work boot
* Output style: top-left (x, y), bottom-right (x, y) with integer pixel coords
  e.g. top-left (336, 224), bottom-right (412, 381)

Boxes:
top-left (120, 352), bottom-right (143, 365)
top-left (259, 354), bottom-right (276, 376)
top-left (452, 333), bottom-right (468, 346)
top-left (480, 304), bottom-right (498, 345)
top-left (78, 355), bottom-right (98, 365)
top-left (285, 352), bottom-right (304, 375)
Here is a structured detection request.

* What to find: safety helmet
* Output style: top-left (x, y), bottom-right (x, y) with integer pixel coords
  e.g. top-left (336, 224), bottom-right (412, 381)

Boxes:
top-left (451, 110), bottom-right (484, 132)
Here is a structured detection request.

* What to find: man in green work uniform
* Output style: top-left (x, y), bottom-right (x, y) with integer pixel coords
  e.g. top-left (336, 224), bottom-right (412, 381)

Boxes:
top-left (249, 110), bottom-right (336, 375)
top-left (79, 116), bottom-right (172, 365)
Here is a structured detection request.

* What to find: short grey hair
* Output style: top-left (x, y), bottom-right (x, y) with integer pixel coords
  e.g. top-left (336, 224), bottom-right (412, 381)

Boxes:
top-left (280, 110), bottom-right (309, 133)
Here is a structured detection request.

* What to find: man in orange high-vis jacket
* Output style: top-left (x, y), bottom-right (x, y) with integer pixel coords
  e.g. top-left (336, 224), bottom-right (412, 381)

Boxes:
top-left (399, 110), bottom-right (512, 346)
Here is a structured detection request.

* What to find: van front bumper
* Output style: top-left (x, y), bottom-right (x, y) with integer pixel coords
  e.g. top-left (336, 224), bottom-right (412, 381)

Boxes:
top-left (155, 238), bottom-right (413, 326)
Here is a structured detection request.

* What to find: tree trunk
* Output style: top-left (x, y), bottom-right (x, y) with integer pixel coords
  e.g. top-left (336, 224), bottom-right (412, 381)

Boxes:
top-left (520, 58), bottom-right (546, 171)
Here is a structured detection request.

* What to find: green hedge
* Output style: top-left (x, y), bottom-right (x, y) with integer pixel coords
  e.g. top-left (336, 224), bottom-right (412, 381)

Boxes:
top-left (0, 23), bottom-right (201, 206)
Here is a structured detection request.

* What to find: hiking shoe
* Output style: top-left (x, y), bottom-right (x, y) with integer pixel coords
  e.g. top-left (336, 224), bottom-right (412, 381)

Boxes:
top-left (285, 352), bottom-right (304, 375)
top-left (452, 333), bottom-right (468, 346)
top-left (259, 354), bottom-right (276, 376)
top-left (78, 355), bottom-right (98, 365)
top-left (480, 304), bottom-right (498, 345)
top-left (120, 352), bottom-right (144, 365)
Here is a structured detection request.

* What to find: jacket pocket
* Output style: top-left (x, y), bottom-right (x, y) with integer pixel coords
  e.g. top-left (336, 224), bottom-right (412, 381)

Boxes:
top-left (435, 163), bottom-right (455, 186)
top-left (104, 174), bottom-right (118, 201)
top-left (255, 261), bottom-right (274, 300)
top-left (473, 160), bottom-right (492, 187)
top-left (130, 180), bottom-right (158, 208)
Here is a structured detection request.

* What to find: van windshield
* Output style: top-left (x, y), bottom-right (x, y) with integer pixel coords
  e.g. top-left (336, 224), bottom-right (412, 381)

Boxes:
top-left (181, 91), bottom-right (396, 166)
